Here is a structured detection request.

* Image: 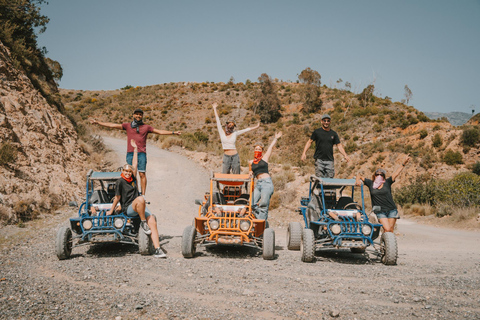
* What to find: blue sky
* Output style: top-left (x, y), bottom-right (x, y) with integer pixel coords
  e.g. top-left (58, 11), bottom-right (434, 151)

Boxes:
top-left (37, 0), bottom-right (480, 114)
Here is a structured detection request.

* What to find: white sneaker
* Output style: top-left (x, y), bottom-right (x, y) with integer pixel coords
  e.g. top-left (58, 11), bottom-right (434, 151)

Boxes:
top-left (154, 247), bottom-right (166, 258)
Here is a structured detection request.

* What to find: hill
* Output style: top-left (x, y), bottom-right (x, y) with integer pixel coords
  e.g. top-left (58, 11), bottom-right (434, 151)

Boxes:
top-left (424, 111), bottom-right (473, 126)
top-left (60, 81), bottom-right (480, 223)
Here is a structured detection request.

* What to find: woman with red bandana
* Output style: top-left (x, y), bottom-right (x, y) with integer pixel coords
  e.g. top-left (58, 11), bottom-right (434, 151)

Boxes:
top-left (249, 132), bottom-right (282, 220)
top-left (108, 139), bottom-right (166, 258)
top-left (213, 103), bottom-right (260, 174)
top-left (356, 155), bottom-right (410, 233)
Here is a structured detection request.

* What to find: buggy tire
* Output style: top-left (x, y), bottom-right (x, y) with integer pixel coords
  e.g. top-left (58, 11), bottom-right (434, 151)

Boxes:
top-left (301, 228), bottom-right (315, 263)
top-left (182, 225), bottom-right (197, 258)
top-left (350, 247), bottom-right (366, 253)
top-left (262, 228), bottom-right (275, 260)
top-left (138, 216), bottom-right (155, 255)
top-left (287, 222), bottom-right (302, 250)
top-left (381, 232), bottom-right (398, 265)
top-left (56, 226), bottom-right (72, 260)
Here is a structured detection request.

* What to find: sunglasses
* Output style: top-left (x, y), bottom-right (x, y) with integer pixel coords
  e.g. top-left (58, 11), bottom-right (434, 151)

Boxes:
top-left (322, 119), bottom-right (331, 122)
top-left (375, 173), bottom-right (385, 176)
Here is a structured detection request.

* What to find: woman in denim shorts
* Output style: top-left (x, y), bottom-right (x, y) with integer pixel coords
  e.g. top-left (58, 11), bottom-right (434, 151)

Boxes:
top-left (248, 132), bottom-right (282, 221)
top-left (357, 155), bottom-right (410, 233)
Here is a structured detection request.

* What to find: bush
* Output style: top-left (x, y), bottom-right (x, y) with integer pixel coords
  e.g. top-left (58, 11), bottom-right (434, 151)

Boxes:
top-left (0, 142), bottom-right (18, 165)
top-left (473, 161), bottom-right (480, 175)
top-left (443, 149), bottom-right (463, 165)
top-left (419, 129), bottom-right (428, 139)
top-left (461, 127), bottom-right (480, 147)
top-left (395, 172), bottom-right (480, 208)
top-left (432, 133), bottom-right (443, 148)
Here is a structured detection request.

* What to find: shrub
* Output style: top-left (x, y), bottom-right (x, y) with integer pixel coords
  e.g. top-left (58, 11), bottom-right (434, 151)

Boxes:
top-left (461, 127), bottom-right (480, 147)
top-left (0, 142), bottom-right (18, 165)
top-left (432, 133), bottom-right (442, 148)
top-left (473, 161), bottom-right (480, 175)
top-left (344, 140), bottom-right (358, 154)
top-left (419, 129), bottom-right (428, 139)
top-left (443, 149), bottom-right (463, 165)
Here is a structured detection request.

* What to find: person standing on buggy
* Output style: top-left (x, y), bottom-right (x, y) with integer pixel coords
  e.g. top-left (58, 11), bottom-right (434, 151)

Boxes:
top-left (300, 114), bottom-right (350, 178)
top-left (213, 102), bottom-right (260, 174)
top-left (356, 155), bottom-right (411, 233)
top-left (248, 132), bottom-right (282, 220)
top-left (90, 108), bottom-right (181, 197)
top-left (108, 139), bottom-right (166, 258)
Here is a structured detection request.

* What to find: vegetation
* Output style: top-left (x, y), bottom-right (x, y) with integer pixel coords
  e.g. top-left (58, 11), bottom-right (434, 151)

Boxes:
top-left (255, 73), bottom-right (282, 123)
top-left (0, 142), bottom-right (18, 165)
top-left (0, 0), bottom-right (64, 112)
top-left (395, 172), bottom-right (480, 217)
top-left (298, 67), bottom-right (322, 113)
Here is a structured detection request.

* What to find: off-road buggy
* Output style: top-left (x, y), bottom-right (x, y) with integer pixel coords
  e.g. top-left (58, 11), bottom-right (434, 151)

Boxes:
top-left (287, 176), bottom-right (398, 265)
top-left (55, 169), bottom-right (155, 260)
top-left (181, 172), bottom-right (275, 260)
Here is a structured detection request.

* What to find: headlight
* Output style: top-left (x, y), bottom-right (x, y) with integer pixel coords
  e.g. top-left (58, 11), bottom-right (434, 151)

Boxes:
top-left (209, 219), bottom-right (219, 230)
top-left (114, 217), bottom-right (125, 229)
top-left (362, 224), bottom-right (372, 236)
top-left (82, 219), bottom-right (93, 230)
top-left (330, 224), bottom-right (341, 235)
top-left (239, 220), bottom-right (251, 231)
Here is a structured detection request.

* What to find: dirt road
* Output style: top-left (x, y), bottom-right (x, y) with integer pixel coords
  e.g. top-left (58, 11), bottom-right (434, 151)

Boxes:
top-left (1, 137), bottom-right (479, 319)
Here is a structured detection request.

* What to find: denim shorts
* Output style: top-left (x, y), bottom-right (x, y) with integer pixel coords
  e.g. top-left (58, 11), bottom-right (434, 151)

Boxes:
top-left (126, 152), bottom-right (147, 172)
top-left (126, 203), bottom-right (151, 217)
top-left (376, 209), bottom-right (399, 219)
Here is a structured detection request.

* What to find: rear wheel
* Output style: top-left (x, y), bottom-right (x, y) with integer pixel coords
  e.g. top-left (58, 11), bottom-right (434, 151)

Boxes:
top-left (380, 232), bottom-right (398, 265)
top-left (182, 225), bottom-right (197, 258)
top-left (301, 228), bottom-right (315, 263)
top-left (262, 228), bottom-right (275, 260)
top-left (287, 222), bottom-right (302, 250)
top-left (56, 227), bottom-right (72, 260)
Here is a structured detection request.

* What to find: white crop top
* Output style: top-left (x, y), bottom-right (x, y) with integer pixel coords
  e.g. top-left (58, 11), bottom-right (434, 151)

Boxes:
top-left (215, 112), bottom-right (252, 150)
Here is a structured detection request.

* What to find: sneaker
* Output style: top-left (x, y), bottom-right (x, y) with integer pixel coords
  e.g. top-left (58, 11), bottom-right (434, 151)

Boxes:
top-left (140, 220), bottom-right (151, 235)
top-left (154, 247), bottom-right (167, 258)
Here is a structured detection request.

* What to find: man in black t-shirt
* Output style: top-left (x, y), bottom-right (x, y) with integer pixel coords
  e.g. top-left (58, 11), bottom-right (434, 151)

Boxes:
top-left (301, 114), bottom-right (350, 178)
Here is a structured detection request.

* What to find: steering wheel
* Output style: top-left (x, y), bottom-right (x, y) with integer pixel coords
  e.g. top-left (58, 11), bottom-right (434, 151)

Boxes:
top-left (343, 203), bottom-right (362, 211)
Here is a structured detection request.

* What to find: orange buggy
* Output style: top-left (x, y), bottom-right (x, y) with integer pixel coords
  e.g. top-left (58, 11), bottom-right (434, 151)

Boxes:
top-left (181, 172), bottom-right (275, 260)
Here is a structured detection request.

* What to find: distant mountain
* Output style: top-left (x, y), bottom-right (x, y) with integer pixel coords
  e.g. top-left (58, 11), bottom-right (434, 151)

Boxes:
top-left (424, 111), bottom-right (473, 126)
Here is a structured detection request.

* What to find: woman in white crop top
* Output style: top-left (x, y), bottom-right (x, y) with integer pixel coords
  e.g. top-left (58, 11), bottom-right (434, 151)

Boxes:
top-left (213, 103), bottom-right (260, 174)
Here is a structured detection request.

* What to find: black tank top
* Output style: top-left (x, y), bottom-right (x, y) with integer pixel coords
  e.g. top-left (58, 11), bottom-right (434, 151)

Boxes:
top-left (251, 159), bottom-right (269, 177)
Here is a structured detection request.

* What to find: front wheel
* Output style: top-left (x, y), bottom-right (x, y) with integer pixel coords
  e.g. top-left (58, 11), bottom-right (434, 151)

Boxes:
top-left (262, 228), bottom-right (275, 260)
top-left (138, 215), bottom-right (156, 255)
top-left (182, 225), bottom-right (197, 258)
top-left (287, 222), bottom-right (302, 250)
top-left (301, 228), bottom-right (316, 263)
top-left (380, 232), bottom-right (398, 265)
top-left (56, 226), bottom-right (72, 260)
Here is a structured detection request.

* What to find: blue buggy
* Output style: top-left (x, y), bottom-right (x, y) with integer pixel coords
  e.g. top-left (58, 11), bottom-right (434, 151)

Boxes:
top-left (55, 169), bottom-right (155, 260)
top-left (287, 176), bottom-right (398, 265)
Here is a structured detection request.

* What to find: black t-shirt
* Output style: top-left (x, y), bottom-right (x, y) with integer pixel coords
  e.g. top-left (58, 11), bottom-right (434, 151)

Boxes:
top-left (115, 177), bottom-right (139, 213)
top-left (310, 128), bottom-right (340, 161)
top-left (251, 159), bottom-right (269, 177)
top-left (364, 177), bottom-right (397, 212)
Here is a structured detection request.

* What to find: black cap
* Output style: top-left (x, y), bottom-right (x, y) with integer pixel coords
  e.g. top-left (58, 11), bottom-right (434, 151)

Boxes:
top-left (133, 108), bottom-right (144, 114)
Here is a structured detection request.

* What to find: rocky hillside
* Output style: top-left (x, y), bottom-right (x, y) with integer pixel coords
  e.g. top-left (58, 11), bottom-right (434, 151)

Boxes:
top-left (62, 82), bottom-right (480, 187)
top-left (0, 41), bottom-right (86, 225)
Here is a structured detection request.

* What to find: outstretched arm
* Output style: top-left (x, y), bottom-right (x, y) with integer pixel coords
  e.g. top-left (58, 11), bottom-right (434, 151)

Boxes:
top-left (301, 139), bottom-right (313, 161)
top-left (108, 195), bottom-right (121, 215)
top-left (335, 143), bottom-right (351, 163)
top-left (263, 132), bottom-right (282, 163)
top-left (152, 128), bottom-right (181, 135)
top-left (90, 119), bottom-right (123, 130)
top-left (212, 103), bottom-right (226, 139)
top-left (392, 155), bottom-right (410, 182)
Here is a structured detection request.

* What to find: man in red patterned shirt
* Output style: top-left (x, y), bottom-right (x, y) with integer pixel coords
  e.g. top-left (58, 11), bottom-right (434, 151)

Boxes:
top-left (90, 108), bottom-right (181, 195)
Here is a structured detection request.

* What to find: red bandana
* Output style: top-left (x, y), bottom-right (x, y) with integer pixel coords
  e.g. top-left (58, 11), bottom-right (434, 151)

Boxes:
top-left (121, 172), bottom-right (133, 183)
top-left (253, 151), bottom-right (263, 164)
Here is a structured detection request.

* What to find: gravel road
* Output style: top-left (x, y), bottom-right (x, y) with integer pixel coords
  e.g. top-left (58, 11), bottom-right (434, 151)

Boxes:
top-left (1, 137), bottom-right (479, 319)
